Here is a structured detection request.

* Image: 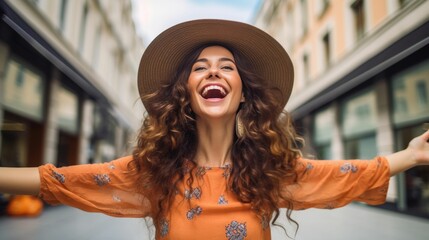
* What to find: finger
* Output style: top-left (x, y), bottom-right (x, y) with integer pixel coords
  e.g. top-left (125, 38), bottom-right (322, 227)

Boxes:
top-left (421, 129), bottom-right (429, 142)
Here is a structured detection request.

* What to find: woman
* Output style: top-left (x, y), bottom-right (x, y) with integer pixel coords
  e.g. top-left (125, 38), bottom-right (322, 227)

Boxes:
top-left (1, 19), bottom-right (428, 240)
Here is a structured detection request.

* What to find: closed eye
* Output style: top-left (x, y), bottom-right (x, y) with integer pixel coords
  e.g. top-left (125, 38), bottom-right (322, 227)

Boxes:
top-left (221, 66), bottom-right (234, 70)
top-left (194, 66), bottom-right (207, 71)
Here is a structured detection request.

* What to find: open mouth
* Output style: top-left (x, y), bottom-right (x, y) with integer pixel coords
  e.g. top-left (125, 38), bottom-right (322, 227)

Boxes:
top-left (201, 85), bottom-right (227, 99)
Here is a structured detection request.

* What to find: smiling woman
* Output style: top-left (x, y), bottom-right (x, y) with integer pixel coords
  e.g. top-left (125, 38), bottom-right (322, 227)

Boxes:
top-left (187, 46), bottom-right (244, 121)
top-left (0, 19), bottom-right (429, 240)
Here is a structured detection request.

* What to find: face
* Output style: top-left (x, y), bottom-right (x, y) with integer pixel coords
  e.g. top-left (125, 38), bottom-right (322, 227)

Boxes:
top-left (187, 46), bottom-right (244, 120)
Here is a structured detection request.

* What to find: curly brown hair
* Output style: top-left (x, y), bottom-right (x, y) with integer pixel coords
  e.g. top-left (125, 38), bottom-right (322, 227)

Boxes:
top-left (131, 43), bottom-right (303, 237)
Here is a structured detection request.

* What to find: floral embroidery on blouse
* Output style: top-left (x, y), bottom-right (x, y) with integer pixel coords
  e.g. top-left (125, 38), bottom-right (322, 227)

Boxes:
top-left (324, 202), bottom-right (337, 209)
top-left (196, 166), bottom-right (208, 178)
top-left (160, 218), bottom-right (169, 237)
top-left (304, 162), bottom-right (314, 174)
top-left (94, 174), bottom-right (111, 186)
top-left (51, 170), bottom-right (65, 184)
top-left (340, 162), bottom-right (358, 173)
top-left (222, 164), bottom-right (232, 178)
top-left (218, 195), bottom-right (228, 205)
top-left (225, 220), bottom-right (247, 240)
top-left (184, 187), bottom-right (202, 200)
top-left (108, 163), bottom-right (115, 170)
top-left (112, 195), bottom-right (121, 202)
top-left (186, 206), bottom-right (203, 220)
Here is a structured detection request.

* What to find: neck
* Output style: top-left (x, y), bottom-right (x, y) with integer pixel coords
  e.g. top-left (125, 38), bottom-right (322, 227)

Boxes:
top-left (194, 117), bottom-right (235, 167)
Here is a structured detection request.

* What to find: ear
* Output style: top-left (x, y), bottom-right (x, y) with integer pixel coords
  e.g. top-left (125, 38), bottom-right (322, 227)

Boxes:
top-left (240, 93), bottom-right (245, 103)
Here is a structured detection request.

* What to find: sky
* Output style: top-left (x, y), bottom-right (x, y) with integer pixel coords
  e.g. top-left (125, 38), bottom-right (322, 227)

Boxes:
top-left (132, 0), bottom-right (262, 44)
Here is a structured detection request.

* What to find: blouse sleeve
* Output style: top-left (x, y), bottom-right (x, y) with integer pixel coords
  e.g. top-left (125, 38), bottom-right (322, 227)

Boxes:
top-left (283, 156), bottom-right (390, 210)
top-left (38, 156), bottom-right (151, 218)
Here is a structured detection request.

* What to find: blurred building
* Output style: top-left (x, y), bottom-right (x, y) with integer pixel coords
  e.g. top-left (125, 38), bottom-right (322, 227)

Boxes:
top-left (0, 0), bottom-right (145, 168)
top-left (255, 0), bottom-right (429, 218)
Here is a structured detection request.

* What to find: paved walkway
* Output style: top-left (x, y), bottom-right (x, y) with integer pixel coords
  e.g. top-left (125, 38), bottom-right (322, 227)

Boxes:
top-left (0, 203), bottom-right (428, 239)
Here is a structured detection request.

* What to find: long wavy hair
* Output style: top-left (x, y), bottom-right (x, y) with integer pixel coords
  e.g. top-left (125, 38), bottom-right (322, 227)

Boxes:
top-left (131, 43), bottom-right (303, 237)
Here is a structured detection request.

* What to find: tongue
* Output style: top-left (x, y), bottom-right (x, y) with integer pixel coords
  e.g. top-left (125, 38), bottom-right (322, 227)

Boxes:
top-left (204, 89), bottom-right (224, 99)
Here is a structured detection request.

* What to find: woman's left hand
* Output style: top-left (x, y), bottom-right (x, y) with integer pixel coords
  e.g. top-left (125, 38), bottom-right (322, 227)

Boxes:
top-left (386, 129), bottom-right (429, 176)
top-left (407, 129), bottom-right (429, 166)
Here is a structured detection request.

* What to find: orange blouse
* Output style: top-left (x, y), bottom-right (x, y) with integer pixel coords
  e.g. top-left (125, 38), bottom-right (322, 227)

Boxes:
top-left (38, 156), bottom-right (390, 240)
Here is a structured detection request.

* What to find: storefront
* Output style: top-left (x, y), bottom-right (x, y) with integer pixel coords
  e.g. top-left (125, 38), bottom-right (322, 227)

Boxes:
top-left (294, 15), bottom-right (429, 217)
top-left (55, 84), bottom-right (80, 167)
top-left (307, 51), bottom-right (429, 218)
top-left (1, 56), bottom-right (46, 167)
top-left (390, 58), bottom-right (429, 217)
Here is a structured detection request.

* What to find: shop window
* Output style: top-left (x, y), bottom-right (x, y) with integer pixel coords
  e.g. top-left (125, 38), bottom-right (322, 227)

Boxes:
top-left (392, 59), bottom-right (429, 126)
top-left (391, 59), bottom-right (429, 217)
top-left (2, 58), bottom-right (45, 122)
top-left (90, 106), bottom-right (118, 163)
top-left (57, 86), bottom-right (79, 134)
top-left (313, 107), bottom-right (335, 159)
top-left (1, 58), bottom-right (46, 167)
top-left (395, 125), bottom-right (429, 217)
top-left (344, 135), bottom-right (376, 159)
top-left (416, 81), bottom-right (428, 108)
top-left (1, 113), bottom-right (45, 167)
top-left (55, 86), bottom-right (80, 166)
top-left (341, 89), bottom-right (377, 159)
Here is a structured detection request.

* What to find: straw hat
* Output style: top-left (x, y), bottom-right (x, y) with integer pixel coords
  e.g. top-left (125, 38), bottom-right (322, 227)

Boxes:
top-left (137, 19), bottom-right (294, 112)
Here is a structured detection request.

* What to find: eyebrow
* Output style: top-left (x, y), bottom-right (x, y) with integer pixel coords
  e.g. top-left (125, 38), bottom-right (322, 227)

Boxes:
top-left (194, 57), bottom-right (236, 64)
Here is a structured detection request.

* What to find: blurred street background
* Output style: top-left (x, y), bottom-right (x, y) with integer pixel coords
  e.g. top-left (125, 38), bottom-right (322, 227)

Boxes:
top-left (1, 0), bottom-right (429, 239)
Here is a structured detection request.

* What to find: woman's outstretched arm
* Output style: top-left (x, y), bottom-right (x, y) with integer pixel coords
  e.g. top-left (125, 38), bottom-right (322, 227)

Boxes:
top-left (0, 167), bottom-right (40, 195)
top-left (386, 130), bottom-right (429, 176)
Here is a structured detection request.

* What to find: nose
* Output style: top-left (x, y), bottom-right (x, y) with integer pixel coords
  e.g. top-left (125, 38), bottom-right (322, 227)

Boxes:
top-left (207, 66), bottom-right (220, 79)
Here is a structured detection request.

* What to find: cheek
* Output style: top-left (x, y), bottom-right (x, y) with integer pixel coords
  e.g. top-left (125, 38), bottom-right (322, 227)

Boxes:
top-left (187, 74), bottom-right (201, 91)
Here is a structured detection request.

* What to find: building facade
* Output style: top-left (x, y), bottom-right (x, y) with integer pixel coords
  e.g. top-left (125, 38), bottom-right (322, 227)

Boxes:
top-left (255, 0), bottom-right (429, 218)
top-left (0, 0), bottom-right (145, 171)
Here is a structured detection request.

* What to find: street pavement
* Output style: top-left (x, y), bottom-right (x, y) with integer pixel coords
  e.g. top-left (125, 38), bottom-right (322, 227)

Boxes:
top-left (0, 203), bottom-right (428, 240)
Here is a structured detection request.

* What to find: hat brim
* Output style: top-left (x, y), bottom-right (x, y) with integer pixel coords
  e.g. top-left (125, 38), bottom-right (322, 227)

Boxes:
top-left (138, 19), bottom-right (294, 111)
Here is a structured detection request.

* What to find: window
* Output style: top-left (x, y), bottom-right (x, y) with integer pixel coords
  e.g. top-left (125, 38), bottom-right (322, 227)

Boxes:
top-left (78, 3), bottom-right (89, 54)
top-left (92, 26), bottom-right (102, 68)
top-left (316, 0), bottom-right (330, 17)
top-left (57, 86), bottom-right (79, 134)
top-left (301, 0), bottom-right (309, 35)
top-left (398, 0), bottom-right (412, 8)
top-left (322, 31), bottom-right (331, 67)
top-left (391, 59), bottom-right (429, 126)
top-left (392, 56), bottom-right (429, 220)
top-left (395, 125), bottom-right (429, 217)
top-left (313, 107), bottom-right (335, 159)
top-left (416, 81), bottom-right (428, 108)
top-left (302, 53), bottom-right (309, 82)
top-left (341, 89), bottom-right (378, 159)
top-left (59, 0), bottom-right (68, 31)
top-left (2, 58), bottom-right (45, 121)
top-left (351, 0), bottom-right (365, 41)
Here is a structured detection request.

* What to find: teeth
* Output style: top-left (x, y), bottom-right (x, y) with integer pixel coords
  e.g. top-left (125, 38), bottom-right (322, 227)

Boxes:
top-left (202, 85), bottom-right (226, 97)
